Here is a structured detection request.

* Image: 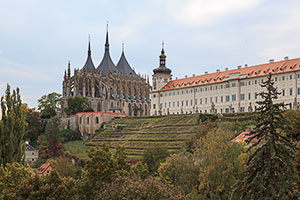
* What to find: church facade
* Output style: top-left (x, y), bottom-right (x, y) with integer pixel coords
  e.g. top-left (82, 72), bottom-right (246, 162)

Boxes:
top-left (61, 29), bottom-right (151, 117)
top-left (151, 48), bottom-right (300, 115)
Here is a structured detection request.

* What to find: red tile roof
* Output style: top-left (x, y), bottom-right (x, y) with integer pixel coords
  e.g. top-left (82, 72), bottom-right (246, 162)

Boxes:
top-left (160, 58), bottom-right (300, 91)
top-left (36, 162), bottom-right (53, 175)
top-left (233, 129), bottom-right (258, 143)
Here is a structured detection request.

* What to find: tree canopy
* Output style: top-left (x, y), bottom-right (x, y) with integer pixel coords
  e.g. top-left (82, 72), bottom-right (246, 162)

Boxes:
top-left (233, 73), bottom-right (298, 199)
top-left (38, 92), bottom-right (61, 118)
top-left (0, 84), bottom-right (26, 166)
top-left (64, 96), bottom-right (92, 116)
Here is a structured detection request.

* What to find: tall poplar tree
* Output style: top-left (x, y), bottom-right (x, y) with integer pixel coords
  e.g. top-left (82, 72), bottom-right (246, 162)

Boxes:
top-left (0, 84), bottom-right (26, 166)
top-left (233, 73), bottom-right (298, 199)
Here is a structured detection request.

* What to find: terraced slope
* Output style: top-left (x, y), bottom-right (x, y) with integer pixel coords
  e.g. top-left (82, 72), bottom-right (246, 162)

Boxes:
top-left (87, 114), bottom-right (200, 160)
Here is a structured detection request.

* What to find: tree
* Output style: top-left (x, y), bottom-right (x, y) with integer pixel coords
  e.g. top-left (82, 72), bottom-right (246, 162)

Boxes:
top-left (64, 96), bottom-right (92, 116)
top-left (282, 109), bottom-right (300, 141)
top-left (194, 126), bottom-right (247, 200)
top-left (4, 170), bottom-right (79, 200)
top-left (37, 134), bottom-right (49, 159)
top-left (95, 175), bottom-right (184, 200)
top-left (60, 129), bottom-right (81, 142)
top-left (142, 145), bottom-right (170, 174)
top-left (38, 92), bottom-right (61, 118)
top-left (22, 104), bottom-right (42, 147)
top-left (79, 144), bottom-right (130, 199)
top-left (0, 162), bottom-right (33, 199)
top-left (52, 157), bottom-right (77, 178)
top-left (158, 152), bottom-right (199, 195)
top-left (233, 73), bottom-right (298, 199)
top-left (45, 117), bottom-right (64, 157)
top-left (0, 84), bottom-right (26, 166)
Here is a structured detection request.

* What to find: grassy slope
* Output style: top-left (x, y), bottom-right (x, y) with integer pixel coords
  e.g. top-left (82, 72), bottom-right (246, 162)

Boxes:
top-left (64, 113), bottom-right (256, 160)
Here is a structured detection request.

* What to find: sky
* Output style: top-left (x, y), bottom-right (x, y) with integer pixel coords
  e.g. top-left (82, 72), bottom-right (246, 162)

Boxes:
top-left (1, 0), bottom-right (300, 108)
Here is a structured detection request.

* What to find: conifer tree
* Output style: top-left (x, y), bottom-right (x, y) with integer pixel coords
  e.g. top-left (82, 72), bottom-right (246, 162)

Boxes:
top-left (233, 73), bottom-right (298, 199)
top-left (0, 84), bottom-right (26, 166)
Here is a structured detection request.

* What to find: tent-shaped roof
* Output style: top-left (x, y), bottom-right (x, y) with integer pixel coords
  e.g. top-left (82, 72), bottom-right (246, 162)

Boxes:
top-left (116, 49), bottom-right (138, 77)
top-left (97, 30), bottom-right (120, 75)
top-left (82, 39), bottom-right (96, 71)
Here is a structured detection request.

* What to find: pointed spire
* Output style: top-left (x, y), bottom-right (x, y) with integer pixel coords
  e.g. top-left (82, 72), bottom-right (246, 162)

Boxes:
top-left (159, 41), bottom-right (166, 66)
top-left (88, 34), bottom-right (91, 56)
top-left (68, 60), bottom-right (71, 78)
top-left (122, 40), bottom-right (124, 53)
top-left (105, 22), bottom-right (109, 51)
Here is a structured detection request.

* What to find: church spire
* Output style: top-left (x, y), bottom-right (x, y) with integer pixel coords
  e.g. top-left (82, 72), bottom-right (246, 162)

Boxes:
top-left (88, 34), bottom-right (91, 56)
top-left (153, 42), bottom-right (172, 75)
top-left (105, 22), bottom-right (109, 51)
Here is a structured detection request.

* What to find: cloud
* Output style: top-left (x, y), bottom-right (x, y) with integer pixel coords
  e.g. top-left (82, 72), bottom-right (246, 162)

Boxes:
top-left (167, 0), bottom-right (263, 26)
top-left (0, 56), bottom-right (54, 82)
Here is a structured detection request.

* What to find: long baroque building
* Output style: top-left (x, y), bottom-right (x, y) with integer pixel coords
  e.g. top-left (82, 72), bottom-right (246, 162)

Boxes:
top-left (151, 48), bottom-right (300, 115)
top-left (62, 29), bottom-right (151, 116)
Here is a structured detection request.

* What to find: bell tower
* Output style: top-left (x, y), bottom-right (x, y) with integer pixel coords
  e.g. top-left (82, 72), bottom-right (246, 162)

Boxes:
top-left (152, 42), bottom-right (172, 91)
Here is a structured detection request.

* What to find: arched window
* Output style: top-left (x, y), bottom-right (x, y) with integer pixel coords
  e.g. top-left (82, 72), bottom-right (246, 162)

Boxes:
top-left (95, 117), bottom-right (99, 124)
top-left (87, 117), bottom-right (89, 124)
top-left (80, 117), bottom-right (82, 124)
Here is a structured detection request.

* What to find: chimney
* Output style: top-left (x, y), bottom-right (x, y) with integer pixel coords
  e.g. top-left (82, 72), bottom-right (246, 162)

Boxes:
top-left (205, 71), bottom-right (208, 74)
top-left (192, 74), bottom-right (195, 77)
top-left (269, 59), bottom-right (274, 63)
top-left (284, 56), bottom-right (289, 61)
top-left (25, 141), bottom-right (29, 145)
top-left (216, 69), bottom-right (220, 72)
top-left (237, 65), bottom-right (241, 69)
top-left (245, 64), bottom-right (248, 67)
top-left (176, 77), bottom-right (178, 80)
top-left (185, 75), bottom-right (188, 78)
top-left (225, 68), bottom-right (228, 71)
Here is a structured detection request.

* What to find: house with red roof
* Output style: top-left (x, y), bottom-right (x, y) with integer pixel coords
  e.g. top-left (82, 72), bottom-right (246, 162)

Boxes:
top-left (36, 161), bottom-right (53, 175)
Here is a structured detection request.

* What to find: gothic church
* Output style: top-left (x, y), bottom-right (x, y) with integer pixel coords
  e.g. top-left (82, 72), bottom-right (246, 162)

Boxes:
top-left (61, 28), bottom-right (151, 116)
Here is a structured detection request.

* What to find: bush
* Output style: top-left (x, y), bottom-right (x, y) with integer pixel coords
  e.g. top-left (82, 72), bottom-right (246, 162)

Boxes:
top-left (60, 129), bottom-right (81, 143)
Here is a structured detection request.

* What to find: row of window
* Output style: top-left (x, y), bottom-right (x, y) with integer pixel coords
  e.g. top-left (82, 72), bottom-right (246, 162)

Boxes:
top-left (153, 88), bottom-right (300, 109)
top-left (157, 74), bottom-right (300, 98)
top-left (79, 117), bottom-right (100, 124)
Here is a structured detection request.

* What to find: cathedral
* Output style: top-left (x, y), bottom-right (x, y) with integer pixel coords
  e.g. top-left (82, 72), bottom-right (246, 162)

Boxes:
top-left (61, 28), bottom-right (151, 117)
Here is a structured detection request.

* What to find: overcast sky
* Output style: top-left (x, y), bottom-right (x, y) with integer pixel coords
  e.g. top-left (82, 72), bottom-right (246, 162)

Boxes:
top-left (1, 0), bottom-right (300, 108)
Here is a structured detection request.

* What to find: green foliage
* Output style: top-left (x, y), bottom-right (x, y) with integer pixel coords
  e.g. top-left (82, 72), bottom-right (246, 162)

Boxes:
top-left (198, 113), bottom-right (218, 123)
top-left (158, 151), bottom-right (199, 195)
top-left (233, 73), bottom-right (298, 199)
top-left (38, 92), bottom-right (61, 118)
top-left (0, 162), bottom-right (33, 199)
top-left (194, 127), bottom-right (247, 200)
top-left (60, 129), bottom-right (81, 143)
top-left (0, 84), bottom-right (26, 166)
top-left (64, 96), bottom-right (91, 116)
top-left (45, 117), bottom-right (64, 157)
top-left (4, 170), bottom-right (79, 200)
top-left (95, 175), bottom-right (184, 200)
top-left (52, 157), bottom-right (77, 178)
top-left (23, 104), bottom-right (43, 147)
top-left (37, 134), bottom-right (49, 159)
top-left (282, 109), bottom-right (300, 141)
top-left (142, 145), bottom-right (170, 174)
top-left (130, 161), bottom-right (149, 179)
top-left (80, 144), bottom-right (130, 198)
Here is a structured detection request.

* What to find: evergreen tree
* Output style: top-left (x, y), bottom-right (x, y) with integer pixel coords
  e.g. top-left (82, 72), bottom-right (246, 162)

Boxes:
top-left (0, 84), bottom-right (26, 166)
top-left (233, 73), bottom-right (298, 199)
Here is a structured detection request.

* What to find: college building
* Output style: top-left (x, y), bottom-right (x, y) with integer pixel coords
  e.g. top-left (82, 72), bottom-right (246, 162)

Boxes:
top-left (150, 47), bottom-right (300, 115)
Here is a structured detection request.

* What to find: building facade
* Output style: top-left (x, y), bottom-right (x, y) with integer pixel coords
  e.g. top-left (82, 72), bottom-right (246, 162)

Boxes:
top-left (25, 141), bottom-right (39, 165)
top-left (61, 28), bottom-right (151, 117)
top-left (151, 51), bottom-right (300, 115)
top-left (60, 111), bottom-right (127, 135)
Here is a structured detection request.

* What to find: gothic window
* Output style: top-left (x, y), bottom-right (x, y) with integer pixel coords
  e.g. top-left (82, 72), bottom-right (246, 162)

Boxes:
top-left (87, 117), bottom-right (89, 124)
top-left (95, 117), bottom-right (99, 124)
